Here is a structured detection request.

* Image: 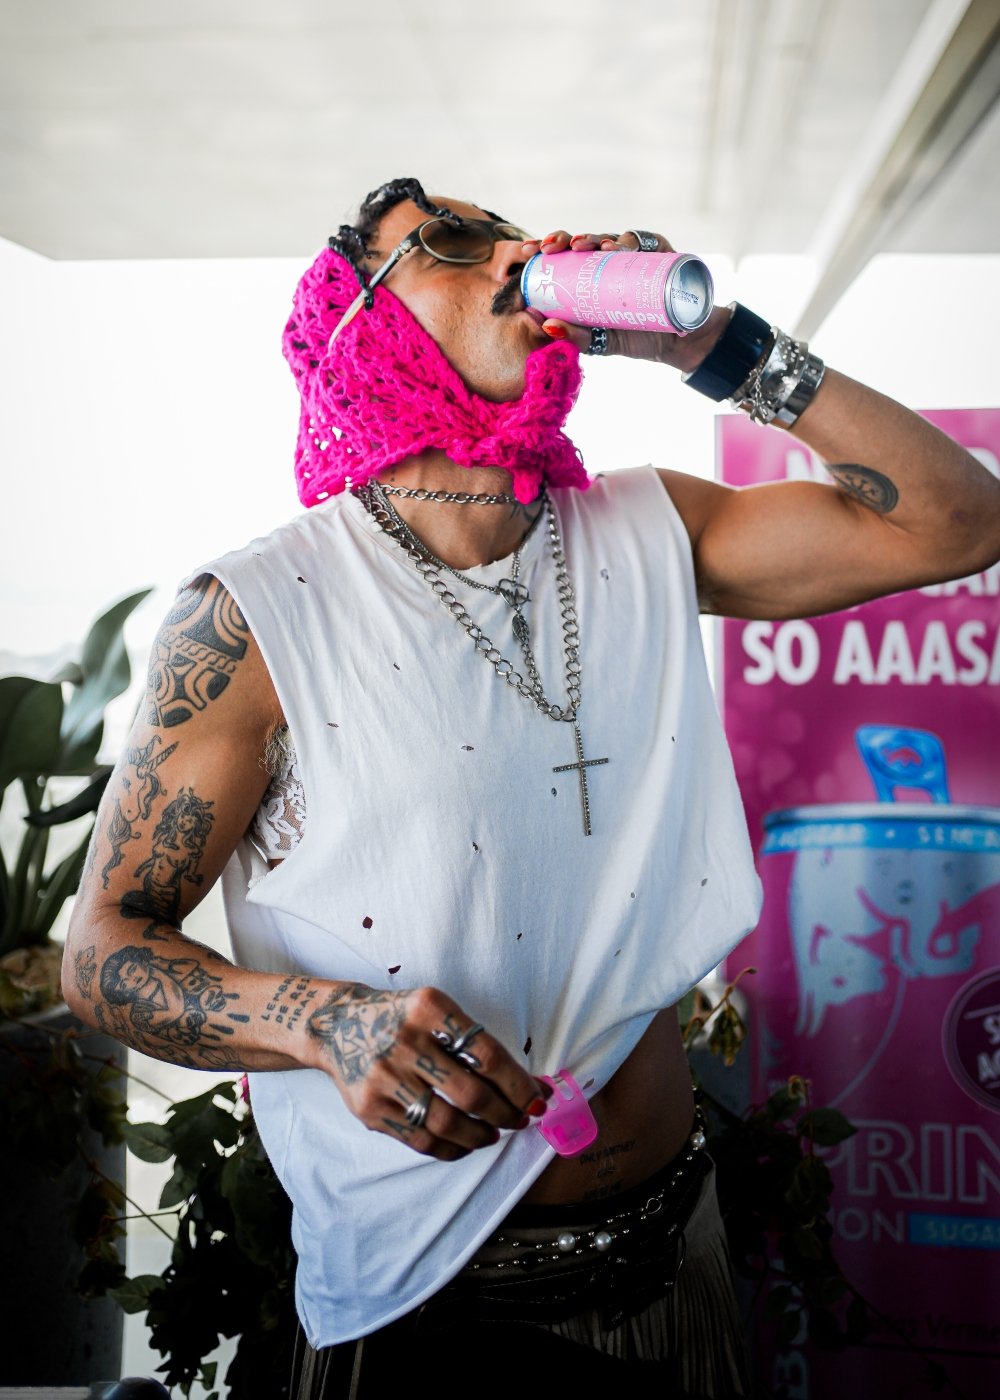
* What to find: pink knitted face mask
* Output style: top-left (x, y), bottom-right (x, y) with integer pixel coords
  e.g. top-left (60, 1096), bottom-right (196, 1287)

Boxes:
top-left (282, 247), bottom-right (590, 506)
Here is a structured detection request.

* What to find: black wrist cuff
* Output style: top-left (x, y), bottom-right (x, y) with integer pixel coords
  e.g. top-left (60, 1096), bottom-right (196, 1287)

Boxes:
top-left (682, 303), bottom-right (772, 401)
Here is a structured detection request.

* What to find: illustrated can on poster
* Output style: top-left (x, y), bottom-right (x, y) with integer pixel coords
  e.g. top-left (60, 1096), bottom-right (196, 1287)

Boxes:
top-left (718, 410), bottom-right (1000, 1399)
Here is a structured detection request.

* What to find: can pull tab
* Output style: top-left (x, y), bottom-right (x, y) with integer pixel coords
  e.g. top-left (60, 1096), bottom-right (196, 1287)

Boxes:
top-left (855, 725), bottom-right (950, 804)
top-left (535, 1070), bottom-right (599, 1156)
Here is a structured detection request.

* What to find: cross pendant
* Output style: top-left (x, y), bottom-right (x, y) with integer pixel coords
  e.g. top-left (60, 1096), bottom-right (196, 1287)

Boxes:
top-left (553, 723), bottom-right (609, 837)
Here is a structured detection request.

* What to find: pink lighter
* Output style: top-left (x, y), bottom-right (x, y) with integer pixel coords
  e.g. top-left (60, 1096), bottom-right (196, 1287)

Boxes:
top-left (535, 1070), bottom-right (599, 1156)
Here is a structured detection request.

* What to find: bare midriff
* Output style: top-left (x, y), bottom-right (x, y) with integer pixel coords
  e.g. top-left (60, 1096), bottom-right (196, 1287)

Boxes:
top-left (521, 1005), bottom-right (695, 1207)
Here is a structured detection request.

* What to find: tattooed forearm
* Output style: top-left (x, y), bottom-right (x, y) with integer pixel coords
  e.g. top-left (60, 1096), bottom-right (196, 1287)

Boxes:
top-left (93, 1000), bottom-right (245, 1071)
top-left (146, 575), bottom-right (249, 728)
top-left (827, 463), bottom-right (899, 514)
top-left (260, 974), bottom-right (321, 1031)
top-left (101, 735), bottom-right (178, 888)
top-left (98, 943), bottom-right (239, 1044)
top-left (119, 786), bottom-right (215, 925)
top-left (307, 984), bottom-right (405, 1085)
top-left (75, 945), bottom-right (97, 1000)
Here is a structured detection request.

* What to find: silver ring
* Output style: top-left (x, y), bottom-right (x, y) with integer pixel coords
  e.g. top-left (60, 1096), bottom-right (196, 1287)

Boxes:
top-left (585, 327), bottom-right (609, 356)
top-left (623, 229), bottom-right (660, 252)
top-left (431, 1021), bottom-right (485, 1068)
top-left (404, 1088), bottom-right (434, 1130)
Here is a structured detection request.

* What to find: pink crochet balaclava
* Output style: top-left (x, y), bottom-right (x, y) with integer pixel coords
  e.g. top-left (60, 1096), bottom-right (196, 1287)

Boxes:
top-left (282, 247), bottom-right (591, 507)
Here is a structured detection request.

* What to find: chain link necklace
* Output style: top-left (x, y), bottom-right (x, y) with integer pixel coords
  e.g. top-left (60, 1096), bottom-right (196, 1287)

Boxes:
top-left (356, 481), bottom-right (609, 835)
top-left (377, 484), bottom-right (519, 505)
top-left (372, 483), bottom-right (541, 646)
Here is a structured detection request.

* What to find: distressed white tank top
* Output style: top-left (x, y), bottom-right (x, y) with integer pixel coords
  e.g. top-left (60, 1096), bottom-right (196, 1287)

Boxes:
top-left (197, 466), bottom-right (762, 1346)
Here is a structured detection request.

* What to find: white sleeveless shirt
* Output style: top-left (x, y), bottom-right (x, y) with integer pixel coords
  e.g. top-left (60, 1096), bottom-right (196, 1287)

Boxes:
top-left (197, 467), bottom-right (761, 1346)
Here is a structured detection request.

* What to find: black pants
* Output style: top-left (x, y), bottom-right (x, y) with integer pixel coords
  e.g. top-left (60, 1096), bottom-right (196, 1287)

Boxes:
top-left (290, 1155), bottom-right (749, 1399)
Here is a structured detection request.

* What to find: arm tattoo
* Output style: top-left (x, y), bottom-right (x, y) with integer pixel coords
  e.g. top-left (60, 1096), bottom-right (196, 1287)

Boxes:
top-left (94, 943), bottom-right (243, 1069)
top-left (119, 787), bottom-right (215, 925)
top-left (75, 945), bottom-right (97, 1000)
top-left (147, 576), bottom-right (249, 728)
top-left (101, 735), bottom-right (178, 888)
top-left (260, 974), bottom-right (321, 1031)
top-left (827, 463), bottom-right (899, 514)
top-left (307, 984), bottom-right (405, 1086)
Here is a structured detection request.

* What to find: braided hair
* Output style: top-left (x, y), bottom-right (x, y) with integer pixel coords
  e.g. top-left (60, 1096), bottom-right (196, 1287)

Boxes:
top-left (328, 176), bottom-right (505, 308)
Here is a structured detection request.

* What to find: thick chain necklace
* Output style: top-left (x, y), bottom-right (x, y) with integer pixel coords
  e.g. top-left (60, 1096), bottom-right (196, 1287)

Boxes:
top-left (377, 484), bottom-right (519, 505)
top-left (377, 486), bottom-right (540, 617)
top-left (356, 481), bottom-right (610, 835)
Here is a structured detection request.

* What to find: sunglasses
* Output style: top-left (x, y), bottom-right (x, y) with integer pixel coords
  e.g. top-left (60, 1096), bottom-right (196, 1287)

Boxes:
top-left (327, 217), bottom-right (531, 347)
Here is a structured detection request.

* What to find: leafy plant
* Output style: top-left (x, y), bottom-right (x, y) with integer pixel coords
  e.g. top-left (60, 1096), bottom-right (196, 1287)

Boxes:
top-left (112, 1080), bottom-right (296, 1400)
top-left (0, 589), bottom-right (150, 1013)
top-left (683, 971), bottom-right (953, 1396)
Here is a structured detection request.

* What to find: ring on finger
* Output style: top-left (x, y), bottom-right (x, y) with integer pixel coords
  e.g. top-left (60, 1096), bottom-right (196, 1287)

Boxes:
top-left (404, 1087), bottom-right (435, 1130)
top-left (432, 1021), bottom-right (485, 1069)
top-left (585, 327), bottom-right (609, 356)
top-left (623, 228), bottom-right (660, 251)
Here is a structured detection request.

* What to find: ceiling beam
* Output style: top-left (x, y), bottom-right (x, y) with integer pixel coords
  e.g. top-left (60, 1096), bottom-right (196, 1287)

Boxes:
top-left (794, 0), bottom-right (1000, 338)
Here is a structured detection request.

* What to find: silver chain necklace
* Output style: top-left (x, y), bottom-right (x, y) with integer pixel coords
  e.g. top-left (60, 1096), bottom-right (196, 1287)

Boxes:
top-left (372, 483), bottom-right (539, 642)
top-left (356, 482), bottom-right (609, 835)
top-left (378, 484), bottom-right (519, 505)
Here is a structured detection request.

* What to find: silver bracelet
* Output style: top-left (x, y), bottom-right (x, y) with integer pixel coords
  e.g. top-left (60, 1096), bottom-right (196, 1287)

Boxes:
top-left (731, 329), bottom-right (825, 427)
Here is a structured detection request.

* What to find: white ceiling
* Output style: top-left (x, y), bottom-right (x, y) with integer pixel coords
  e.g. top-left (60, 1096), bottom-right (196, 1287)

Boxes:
top-left (1, 0), bottom-right (998, 312)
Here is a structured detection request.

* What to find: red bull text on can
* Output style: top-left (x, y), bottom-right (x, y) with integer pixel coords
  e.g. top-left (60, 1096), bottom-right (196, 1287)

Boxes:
top-left (521, 248), bottom-right (714, 336)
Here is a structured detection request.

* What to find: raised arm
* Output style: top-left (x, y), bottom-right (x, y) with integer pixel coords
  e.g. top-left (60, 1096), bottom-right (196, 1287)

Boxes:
top-left (521, 229), bottom-right (1000, 620)
top-left (657, 367), bottom-right (1000, 619)
top-left (63, 576), bottom-right (544, 1157)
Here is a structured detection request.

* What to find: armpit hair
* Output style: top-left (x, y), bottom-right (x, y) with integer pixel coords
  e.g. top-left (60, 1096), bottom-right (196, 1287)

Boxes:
top-left (261, 721), bottom-right (293, 778)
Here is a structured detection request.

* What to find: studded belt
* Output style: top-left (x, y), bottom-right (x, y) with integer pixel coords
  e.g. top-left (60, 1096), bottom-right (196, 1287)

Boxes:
top-left (418, 1115), bottom-right (712, 1331)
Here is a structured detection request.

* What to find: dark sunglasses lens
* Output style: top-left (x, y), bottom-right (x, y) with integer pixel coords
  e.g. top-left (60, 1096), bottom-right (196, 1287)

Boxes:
top-left (421, 221), bottom-right (494, 260)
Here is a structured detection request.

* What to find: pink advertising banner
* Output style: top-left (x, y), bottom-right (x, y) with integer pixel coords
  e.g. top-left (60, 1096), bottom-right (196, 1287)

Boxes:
top-left (718, 410), bottom-right (1000, 1400)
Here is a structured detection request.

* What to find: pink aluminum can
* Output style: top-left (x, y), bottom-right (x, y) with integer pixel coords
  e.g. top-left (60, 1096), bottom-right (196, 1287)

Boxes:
top-left (520, 248), bottom-right (714, 336)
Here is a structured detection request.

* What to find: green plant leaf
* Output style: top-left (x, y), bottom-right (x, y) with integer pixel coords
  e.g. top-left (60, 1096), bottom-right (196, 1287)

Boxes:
top-left (0, 840), bottom-right (8, 932)
top-left (792, 1224), bottom-right (824, 1260)
top-left (764, 1283), bottom-right (798, 1319)
top-left (124, 1119), bottom-right (176, 1164)
top-left (25, 768), bottom-right (112, 827)
top-left (776, 1308), bottom-right (802, 1346)
top-left (0, 677), bottom-right (64, 792)
top-left (799, 1108), bottom-right (857, 1146)
top-left (57, 588), bottom-right (151, 773)
top-left (846, 1295), bottom-right (870, 1342)
top-left (160, 1161), bottom-right (198, 1210)
top-left (29, 829), bottom-right (92, 939)
top-left (110, 1274), bottom-right (165, 1315)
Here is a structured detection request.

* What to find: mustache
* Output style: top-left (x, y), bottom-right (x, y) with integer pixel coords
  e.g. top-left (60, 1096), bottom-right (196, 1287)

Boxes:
top-left (491, 275), bottom-right (522, 316)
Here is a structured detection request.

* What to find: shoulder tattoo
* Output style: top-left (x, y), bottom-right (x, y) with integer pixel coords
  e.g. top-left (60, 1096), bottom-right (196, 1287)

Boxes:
top-left (147, 575), bottom-right (249, 728)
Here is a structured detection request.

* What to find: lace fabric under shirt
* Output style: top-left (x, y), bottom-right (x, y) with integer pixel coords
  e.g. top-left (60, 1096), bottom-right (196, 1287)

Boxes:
top-left (250, 727), bottom-right (306, 863)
